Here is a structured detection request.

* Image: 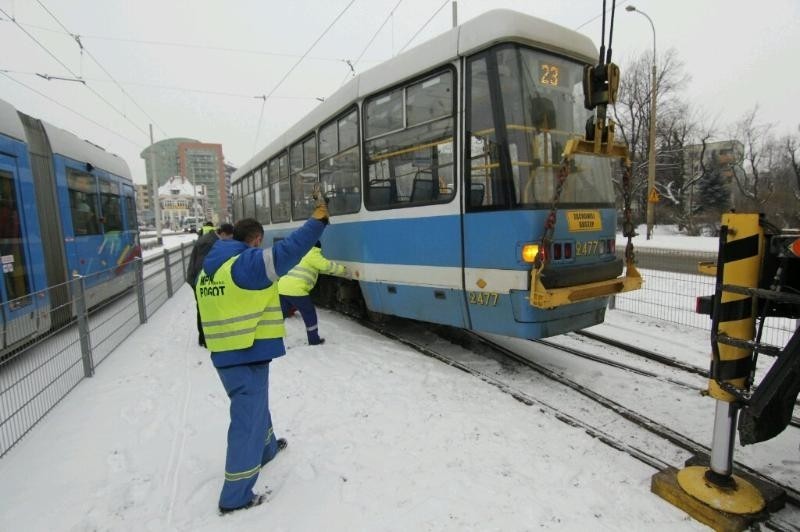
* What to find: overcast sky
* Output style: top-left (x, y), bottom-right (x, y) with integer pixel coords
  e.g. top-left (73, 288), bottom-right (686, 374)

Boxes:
top-left (1, 0), bottom-right (798, 184)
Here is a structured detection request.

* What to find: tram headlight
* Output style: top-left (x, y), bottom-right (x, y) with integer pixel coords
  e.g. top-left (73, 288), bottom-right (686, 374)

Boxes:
top-left (521, 244), bottom-right (540, 263)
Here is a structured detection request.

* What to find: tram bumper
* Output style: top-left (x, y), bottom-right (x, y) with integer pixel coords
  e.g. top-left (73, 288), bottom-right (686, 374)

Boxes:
top-left (529, 258), bottom-right (642, 309)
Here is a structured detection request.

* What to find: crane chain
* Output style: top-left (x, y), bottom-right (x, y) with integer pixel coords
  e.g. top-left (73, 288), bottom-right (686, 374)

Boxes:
top-left (534, 158), bottom-right (571, 270)
top-left (620, 159), bottom-right (636, 266)
top-left (535, 157), bottom-right (637, 270)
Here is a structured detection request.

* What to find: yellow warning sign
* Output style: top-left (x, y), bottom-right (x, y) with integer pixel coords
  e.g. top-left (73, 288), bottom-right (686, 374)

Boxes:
top-left (648, 188), bottom-right (660, 203)
top-left (566, 210), bottom-right (602, 232)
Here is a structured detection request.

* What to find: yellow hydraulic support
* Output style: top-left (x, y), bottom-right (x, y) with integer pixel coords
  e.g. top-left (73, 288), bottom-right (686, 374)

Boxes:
top-left (652, 213), bottom-right (768, 530)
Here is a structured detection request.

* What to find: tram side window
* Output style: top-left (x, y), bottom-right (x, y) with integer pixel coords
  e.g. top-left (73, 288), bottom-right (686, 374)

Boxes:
top-left (122, 184), bottom-right (137, 231)
top-left (242, 174), bottom-right (254, 220)
top-left (269, 153), bottom-right (290, 222)
top-left (232, 181), bottom-right (243, 221)
top-left (320, 109), bottom-right (361, 215)
top-left (290, 135), bottom-right (318, 220)
top-left (99, 179), bottom-right (123, 232)
top-left (68, 169), bottom-right (101, 235)
top-left (0, 170), bottom-right (32, 305)
top-left (364, 70), bottom-right (456, 210)
top-left (255, 165), bottom-right (271, 224)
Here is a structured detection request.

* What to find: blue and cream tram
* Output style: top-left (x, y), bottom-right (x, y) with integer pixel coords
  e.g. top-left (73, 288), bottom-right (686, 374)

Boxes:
top-left (231, 9), bottom-right (638, 339)
top-left (0, 97), bottom-right (140, 357)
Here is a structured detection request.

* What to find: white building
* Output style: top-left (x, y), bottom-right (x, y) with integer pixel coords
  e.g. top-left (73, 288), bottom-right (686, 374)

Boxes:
top-left (157, 175), bottom-right (207, 230)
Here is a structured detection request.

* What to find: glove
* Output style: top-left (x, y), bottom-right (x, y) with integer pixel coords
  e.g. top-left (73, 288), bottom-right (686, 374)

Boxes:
top-left (311, 188), bottom-right (329, 224)
top-left (311, 203), bottom-right (329, 225)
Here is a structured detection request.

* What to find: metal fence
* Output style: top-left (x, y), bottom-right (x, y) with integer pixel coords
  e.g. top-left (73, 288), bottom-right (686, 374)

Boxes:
top-left (612, 247), bottom-right (797, 347)
top-left (0, 243), bottom-right (192, 459)
top-left (1, 243), bottom-right (797, 459)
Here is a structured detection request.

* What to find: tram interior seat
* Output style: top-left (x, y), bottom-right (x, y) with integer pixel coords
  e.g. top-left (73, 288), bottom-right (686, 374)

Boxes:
top-left (410, 174), bottom-right (435, 203)
top-left (368, 179), bottom-right (394, 207)
top-left (470, 183), bottom-right (485, 206)
top-left (327, 190), bottom-right (361, 214)
top-left (344, 191), bottom-right (361, 212)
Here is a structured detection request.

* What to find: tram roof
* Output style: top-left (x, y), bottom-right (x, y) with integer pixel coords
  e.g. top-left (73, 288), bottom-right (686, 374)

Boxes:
top-left (43, 121), bottom-right (133, 181)
top-left (233, 9), bottom-right (597, 183)
top-left (0, 98), bottom-right (27, 143)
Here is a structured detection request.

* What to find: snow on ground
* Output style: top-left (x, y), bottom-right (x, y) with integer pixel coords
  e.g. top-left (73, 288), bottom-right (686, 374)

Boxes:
top-left (0, 285), bottom-right (710, 532)
top-left (617, 224), bottom-right (719, 253)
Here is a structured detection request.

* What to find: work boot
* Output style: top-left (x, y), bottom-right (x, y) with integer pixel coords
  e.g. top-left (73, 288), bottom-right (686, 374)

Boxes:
top-left (219, 494), bottom-right (265, 515)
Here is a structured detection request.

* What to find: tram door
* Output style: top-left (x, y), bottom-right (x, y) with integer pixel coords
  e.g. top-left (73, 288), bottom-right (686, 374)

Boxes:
top-left (0, 154), bottom-right (37, 348)
top-left (64, 167), bottom-right (104, 283)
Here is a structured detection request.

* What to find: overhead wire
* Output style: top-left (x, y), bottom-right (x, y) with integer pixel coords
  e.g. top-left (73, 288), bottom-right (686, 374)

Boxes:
top-left (0, 17), bottom-right (368, 64)
top-left (339, 0), bottom-right (404, 87)
top-left (0, 5), bottom-right (149, 138)
top-left (252, 0), bottom-right (357, 153)
top-left (34, 0), bottom-right (169, 138)
top-left (397, 0), bottom-right (449, 55)
top-left (0, 71), bottom-right (144, 149)
top-left (1, 68), bottom-right (332, 101)
top-left (574, 0), bottom-right (629, 30)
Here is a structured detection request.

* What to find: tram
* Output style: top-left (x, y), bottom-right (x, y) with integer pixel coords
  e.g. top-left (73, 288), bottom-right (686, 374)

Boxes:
top-left (231, 9), bottom-right (639, 339)
top-left (0, 97), bottom-right (140, 357)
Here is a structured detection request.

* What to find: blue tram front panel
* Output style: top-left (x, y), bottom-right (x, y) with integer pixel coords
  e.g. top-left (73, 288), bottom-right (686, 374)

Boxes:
top-left (462, 208), bottom-right (618, 338)
top-left (0, 135), bottom-right (51, 349)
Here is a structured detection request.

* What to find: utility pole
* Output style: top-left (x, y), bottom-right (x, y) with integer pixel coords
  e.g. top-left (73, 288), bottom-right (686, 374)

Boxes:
top-left (646, 57), bottom-right (657, 239)
top-left (627, 5), bottom-right (658, 240)
top-left (148, 124), bottom-right (163, 245)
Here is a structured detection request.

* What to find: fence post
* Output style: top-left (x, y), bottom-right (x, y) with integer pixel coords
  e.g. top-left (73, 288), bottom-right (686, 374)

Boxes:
top-left (607, 294), bottom-right (616, 310)
top-left (73, 275), bottom-right (94, 378)
top-left (135, 257), bottom-right (147, 324)
top-left (180, 242), bottom-right (187, 285)
top-left (164, 248), bottom-right (173, 298)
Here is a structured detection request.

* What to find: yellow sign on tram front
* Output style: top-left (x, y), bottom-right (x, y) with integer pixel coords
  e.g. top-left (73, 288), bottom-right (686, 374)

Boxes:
top-left (566, 210), bottom-right (602, 232)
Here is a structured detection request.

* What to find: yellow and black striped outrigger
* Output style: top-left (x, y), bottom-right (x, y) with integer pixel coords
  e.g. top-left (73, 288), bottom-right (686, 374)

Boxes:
top-left (654, 212), bottom-right (800, 528)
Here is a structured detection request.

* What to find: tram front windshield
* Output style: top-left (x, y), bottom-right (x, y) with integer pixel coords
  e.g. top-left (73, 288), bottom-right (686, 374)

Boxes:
top-left (467, 44), bottom-right (615, 210)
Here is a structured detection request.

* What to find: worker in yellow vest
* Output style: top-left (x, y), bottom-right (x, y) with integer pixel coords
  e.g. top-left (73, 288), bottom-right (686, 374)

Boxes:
top-left (278, 241), bottom-right (348, 345)
top-left (200, 221), bottom-right (215, 236)
top-left (196, 198), bottom-right (328, 514)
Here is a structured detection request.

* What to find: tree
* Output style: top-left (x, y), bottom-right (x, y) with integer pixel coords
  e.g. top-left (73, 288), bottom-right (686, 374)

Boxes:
top-left (730, 107), bottom-right (776, 210)
top-left (783, 128), bottom-right (800, 201)
top-left (614, 49), bottom-right (692, 224)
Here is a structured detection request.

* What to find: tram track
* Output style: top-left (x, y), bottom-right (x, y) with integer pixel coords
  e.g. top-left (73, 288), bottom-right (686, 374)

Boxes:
top-left (569, 330), bottom-right (800, 427)
top-left (574, 330), bottom-right (710, 377)
top-left (359, 318), bottom-right (800, 528)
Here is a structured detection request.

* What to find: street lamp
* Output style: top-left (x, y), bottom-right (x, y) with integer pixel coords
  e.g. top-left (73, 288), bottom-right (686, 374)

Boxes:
top-left (626, 4), bottom-right (657, 240)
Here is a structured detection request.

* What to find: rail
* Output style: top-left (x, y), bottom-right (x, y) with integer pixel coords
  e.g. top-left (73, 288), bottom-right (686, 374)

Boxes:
top-left (1, 242), bottom-right (796, 460)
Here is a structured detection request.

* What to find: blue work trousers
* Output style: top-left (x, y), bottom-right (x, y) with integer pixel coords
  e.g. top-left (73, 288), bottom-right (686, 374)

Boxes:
top-left (280, 294), bottom-right (321, 344)
top-left (216, 361), bottom-right (279, 510)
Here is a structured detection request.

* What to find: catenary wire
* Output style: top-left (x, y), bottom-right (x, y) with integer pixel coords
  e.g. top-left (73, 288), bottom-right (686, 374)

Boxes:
top-left (339, 0), bottom-right (404, 87)
top-left (0, 16), bottom-right (365, 64)
top-left (34, 0), bottom-right (168, 138)
top-left (1, 69), bottom-right (327, 101)
top-left (397, 0), bottom-right (449, 55)
top-left (252, 0), bottom-right (357, 153)
top-left (0, 6), bottom-right (149, 138)
top-left (0, 71), bottom-right (144, 149)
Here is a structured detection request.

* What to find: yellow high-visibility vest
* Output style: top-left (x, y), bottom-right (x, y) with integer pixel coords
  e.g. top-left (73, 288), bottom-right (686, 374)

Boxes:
top-left (278, 247), bottom-right (345, 296)
top-left (197, 255), bottom-right (284, 352)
